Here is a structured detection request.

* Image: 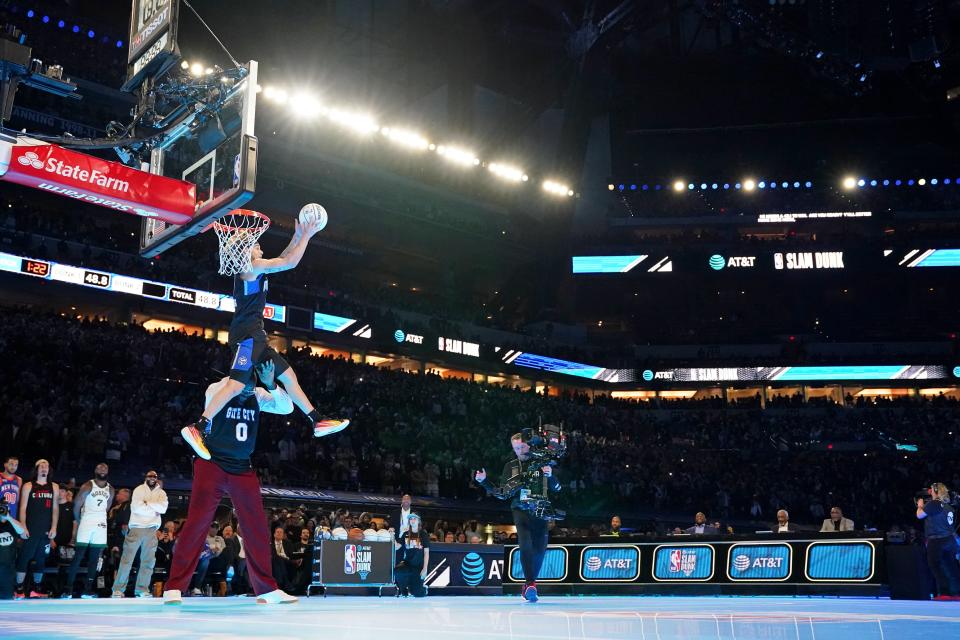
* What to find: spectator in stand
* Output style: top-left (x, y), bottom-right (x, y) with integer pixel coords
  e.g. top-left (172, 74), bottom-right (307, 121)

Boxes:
top-left (773, 510), bottom-right (796, 533)
top-left (290, 528), bottom-right (313, 594)
top-left (270, 526), bottom-right (295, 592)
top-left (112, 470), bottom-right (168, 598)
top-left (820, 507), bottom-right (855, 532)
top-left (684, 512), bottom-right (719, 535)
top-left (603, 515), bottom-right (622, 537)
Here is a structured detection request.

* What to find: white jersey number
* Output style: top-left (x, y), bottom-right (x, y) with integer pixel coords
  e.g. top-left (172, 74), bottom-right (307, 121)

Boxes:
top-left (236, 422), bottom-right (248, 442)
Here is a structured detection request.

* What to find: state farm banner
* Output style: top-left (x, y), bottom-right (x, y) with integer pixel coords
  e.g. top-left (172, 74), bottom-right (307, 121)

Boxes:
top-left (0, 141), bottom-right (196, 225)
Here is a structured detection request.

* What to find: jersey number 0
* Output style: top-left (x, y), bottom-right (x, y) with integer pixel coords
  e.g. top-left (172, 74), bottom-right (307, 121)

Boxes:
top-left (236, 422), bottom-right (248, 442)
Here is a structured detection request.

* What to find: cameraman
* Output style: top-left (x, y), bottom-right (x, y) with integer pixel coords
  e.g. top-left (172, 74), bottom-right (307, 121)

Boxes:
top-left (475, 432), bottom-right (560, 603)
top-left (916, 482), bottom-right (960, 600)
top-left (0, 502), bottom-right (26, 599)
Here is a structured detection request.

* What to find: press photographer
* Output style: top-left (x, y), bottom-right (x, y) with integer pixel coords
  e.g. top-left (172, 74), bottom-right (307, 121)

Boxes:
top-left (916, 482), bottom-right (960, 600)
top-left (474, 426), bottom-right (564, 603)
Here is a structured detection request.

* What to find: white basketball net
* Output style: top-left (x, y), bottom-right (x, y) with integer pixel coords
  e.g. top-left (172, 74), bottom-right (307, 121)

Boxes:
top-left (213, 211), bottom-right (271, 276)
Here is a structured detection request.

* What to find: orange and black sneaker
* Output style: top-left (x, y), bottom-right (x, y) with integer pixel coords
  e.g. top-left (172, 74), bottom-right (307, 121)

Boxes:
top-left (313, 419), bottom-right (350, 438)
top-left (181, 424), bottom-right (212, 460)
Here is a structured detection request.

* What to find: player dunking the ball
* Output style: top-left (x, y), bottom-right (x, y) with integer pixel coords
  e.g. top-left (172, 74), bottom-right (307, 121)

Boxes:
top-left (165, 360), bottom-right (296, 604)
top-left (182, 206), bottom-right (350, 460)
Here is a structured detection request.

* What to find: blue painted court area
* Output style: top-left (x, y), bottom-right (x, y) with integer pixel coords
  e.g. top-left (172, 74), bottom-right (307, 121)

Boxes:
top-left (1, 595), bottom-right (959, 639)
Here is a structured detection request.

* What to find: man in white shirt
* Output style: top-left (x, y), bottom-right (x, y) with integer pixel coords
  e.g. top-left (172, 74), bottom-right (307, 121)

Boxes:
top-left (112, 470), bottom-right (168, 598)
top-left (774, 510), bottom-right (797, 533)
top-left (820, 506), bottom-right (855, 532)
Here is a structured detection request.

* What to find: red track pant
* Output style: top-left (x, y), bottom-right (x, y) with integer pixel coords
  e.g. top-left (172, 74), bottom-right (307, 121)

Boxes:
top-left (166, 458), bottom-right (279, 596)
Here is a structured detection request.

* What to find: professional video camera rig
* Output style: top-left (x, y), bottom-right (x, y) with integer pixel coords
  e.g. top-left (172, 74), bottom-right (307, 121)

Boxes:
top-left (491, 423), bottom-right (567, 521)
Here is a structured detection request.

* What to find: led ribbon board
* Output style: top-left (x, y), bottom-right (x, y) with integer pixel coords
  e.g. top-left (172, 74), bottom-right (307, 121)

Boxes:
top-left (0, 250), bottom-right (288, 321)
top-left (642, 365), bottom-right (947, 383)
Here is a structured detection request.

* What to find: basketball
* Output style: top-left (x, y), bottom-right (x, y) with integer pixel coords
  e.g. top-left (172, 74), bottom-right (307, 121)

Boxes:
top-left (298, 202), bottom-right (328, 231)
top-left (347, 527), bottom-right (365, 541)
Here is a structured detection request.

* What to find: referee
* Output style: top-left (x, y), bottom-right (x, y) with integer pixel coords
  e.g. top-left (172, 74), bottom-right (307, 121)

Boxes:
top-left (916, 482), bottom-right (960, 600)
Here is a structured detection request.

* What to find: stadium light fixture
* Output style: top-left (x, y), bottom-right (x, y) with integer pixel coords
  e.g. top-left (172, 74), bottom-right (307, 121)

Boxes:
top-left (543, 180), bottom-right (573, 197)
top-left (290, 93), bottom-right (323, 119)
top-left (488, 163), bottom-right (527, 182)
top-left (324, 108), bottom-right (379, 135)
top-left (842, 176), bottom-right (857, 190)
top-left (381, 127), bottom-right (430, 151)
top-left (918, 178), bottom-right (926, 186)
top-left (263, 86), bottom-right (289, 104)
top-left (672, 180), bottom-right (685, 192)
top-left (743, 179), bottom-right (756, 191)
top-left (436, 145), bottom-right (480, 167)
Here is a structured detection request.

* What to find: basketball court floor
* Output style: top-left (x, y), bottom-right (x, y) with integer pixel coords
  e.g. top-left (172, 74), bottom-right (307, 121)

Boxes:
top-left (2, 595), bottom-right (958, 639)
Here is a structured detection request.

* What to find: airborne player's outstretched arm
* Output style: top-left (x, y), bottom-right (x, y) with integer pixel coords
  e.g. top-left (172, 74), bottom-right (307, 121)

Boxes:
top-left (246, 219), bottom-right (323, 278)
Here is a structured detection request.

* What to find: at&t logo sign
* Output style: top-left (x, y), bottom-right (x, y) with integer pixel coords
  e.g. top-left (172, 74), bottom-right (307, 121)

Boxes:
top-left (710, 254), bottom-right (756, 270)
top-left (579, 546), bottom-right (640, 582)
top-left (394, 329), bottom-right (424, 345)
top-left (727, 544), bottom-right (791, 581)
top-left (460, 552), bottom-right (485, 586)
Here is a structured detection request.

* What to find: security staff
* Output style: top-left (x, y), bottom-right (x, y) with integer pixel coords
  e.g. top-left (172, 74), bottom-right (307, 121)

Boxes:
top-left (916, 482), bottom-right (960, 600)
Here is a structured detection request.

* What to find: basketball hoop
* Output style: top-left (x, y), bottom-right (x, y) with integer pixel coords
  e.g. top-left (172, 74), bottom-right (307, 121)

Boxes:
top-left (213, 209), bottom-right (271, 276)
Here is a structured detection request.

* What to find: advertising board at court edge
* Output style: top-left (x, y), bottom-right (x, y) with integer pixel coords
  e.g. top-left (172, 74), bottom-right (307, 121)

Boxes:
top-left (0, 143), bottom-right (196, 225)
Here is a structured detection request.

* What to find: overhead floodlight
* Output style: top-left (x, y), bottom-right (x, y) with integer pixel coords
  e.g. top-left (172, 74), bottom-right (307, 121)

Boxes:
top-left (543, 180), bottom-right (572, 196)
top-left (842, 176), bottom-right (857, 190)
top-left (381, 127), bottom-right (430, 151)
top-left (436, 145), bottom-right (479, 167)
top-left (489, 162), bottom-right (526, 182)
top-left (291, 93), bottom-right (323, 119)
top-left (190, 62), bottom-right (204, 77)
top-left (673, 180), bottom-right (685, 192)
top-left (263, 86), bottom-right (289, 104)
top-left (325, 108), bottom-right (379, 135)
top-left (743, 179), bottom-right (756, 191)
top-left (180, 60), bottom-right (189, 70)
top-left (918, 178), bottom-right (926, 186)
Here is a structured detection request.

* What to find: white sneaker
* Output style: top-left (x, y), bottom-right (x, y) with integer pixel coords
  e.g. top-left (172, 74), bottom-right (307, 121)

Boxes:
top-left (162, 590), bottom-right (182, 605)
top-left (256, 589), bottom-right (299, 604)
top-left (134, 591), bottom-right (153, 599)
top-left (111, 591), bottom-right (124, 599)
top-left (190, 588), bottom-right (202, 596)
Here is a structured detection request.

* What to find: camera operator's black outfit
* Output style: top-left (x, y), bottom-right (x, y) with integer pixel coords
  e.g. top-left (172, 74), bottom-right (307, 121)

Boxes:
top-left (922, 499), bottom-right (960, 597)
top-left (479, 459), bottom-right (560, 586)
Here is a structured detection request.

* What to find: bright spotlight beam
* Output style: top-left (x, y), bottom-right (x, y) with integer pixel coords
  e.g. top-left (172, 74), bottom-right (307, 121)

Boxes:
top-left (291, 93), bottom-right (323, 119)
top-left (743, 179), bottom-right (756, 192)
top-left (324, 108), bottom-right (379, 135)
top-left (842, 176), bottom-right (857, 190)
top-left (436, 145), bottom-right (479, 167)
top-left (381, 127), bottom-right (430, 151)
top-left (543, 180), bottom-right (572, 197)
top-left (489, 162), bottom-right (527, 182)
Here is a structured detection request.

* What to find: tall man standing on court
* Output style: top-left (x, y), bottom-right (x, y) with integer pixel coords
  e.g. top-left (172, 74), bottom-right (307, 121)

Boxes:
top-left (164, 360), bottom-right (297, 605)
